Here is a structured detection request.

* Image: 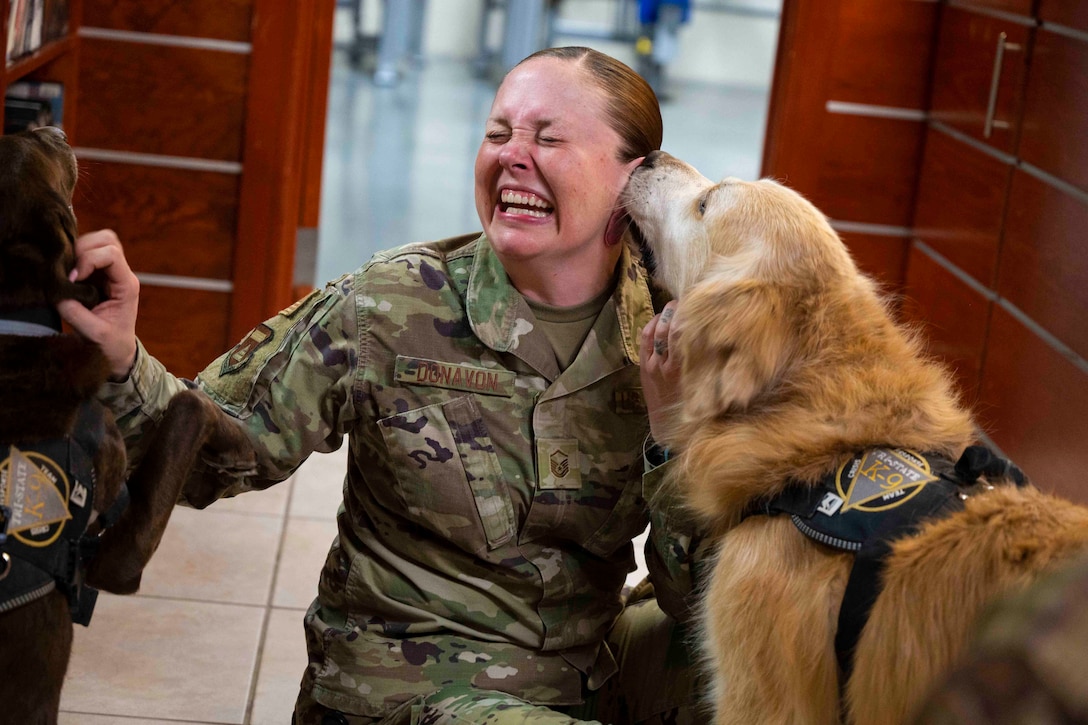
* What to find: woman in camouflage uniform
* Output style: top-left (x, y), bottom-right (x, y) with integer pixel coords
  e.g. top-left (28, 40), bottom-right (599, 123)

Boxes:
top-left (60, 47), bottom-right (704, 724)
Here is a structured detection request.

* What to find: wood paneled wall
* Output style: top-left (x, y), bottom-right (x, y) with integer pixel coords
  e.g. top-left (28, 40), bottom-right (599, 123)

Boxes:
top-left (763, 0), bottom-right (1088, 503)
top-left (763, 0), bottom-right (937, 290)
top-left (71, 0), bottom-right (334, 378)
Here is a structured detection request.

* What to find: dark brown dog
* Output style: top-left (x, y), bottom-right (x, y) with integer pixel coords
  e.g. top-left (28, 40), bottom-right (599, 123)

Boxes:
top-left (0, 127), bottom-right (256, 724)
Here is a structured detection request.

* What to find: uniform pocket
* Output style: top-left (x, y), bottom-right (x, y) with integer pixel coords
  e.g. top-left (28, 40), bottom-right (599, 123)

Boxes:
top-left (378, 396), bottom-right (516, 554)
top-left (582, 475), bottom-right (650, 558)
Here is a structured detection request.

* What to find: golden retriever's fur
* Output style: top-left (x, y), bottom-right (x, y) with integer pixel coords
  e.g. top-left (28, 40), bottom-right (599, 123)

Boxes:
top-left (623, 151), bottom-right (1088, 724)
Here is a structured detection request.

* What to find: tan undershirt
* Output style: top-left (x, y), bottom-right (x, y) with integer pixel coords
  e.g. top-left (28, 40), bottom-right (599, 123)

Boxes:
top-left (526, 284), bottom-right (614, 371)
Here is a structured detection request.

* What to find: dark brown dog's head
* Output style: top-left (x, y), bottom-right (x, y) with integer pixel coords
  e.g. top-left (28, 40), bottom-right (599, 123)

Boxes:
top-left (0, 127), bottom-right (98, 311)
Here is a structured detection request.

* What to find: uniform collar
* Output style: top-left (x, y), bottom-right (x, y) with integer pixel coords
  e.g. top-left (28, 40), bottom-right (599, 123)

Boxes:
top-left (465, 234), bottom-right (658, 381)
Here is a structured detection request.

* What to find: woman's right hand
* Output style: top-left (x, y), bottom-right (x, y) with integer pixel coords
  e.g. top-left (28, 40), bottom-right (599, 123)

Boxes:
top-left (57, 229), bottom-right (140, 380)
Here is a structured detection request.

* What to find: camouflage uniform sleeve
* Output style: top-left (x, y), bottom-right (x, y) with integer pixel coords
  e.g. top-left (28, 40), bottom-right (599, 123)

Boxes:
top-left (192, 274), bottom-right (359, 499)
top-left (911, 551), bottom-right (1088, 724)
top-left (97, 338), bottom-right (192, 473)
top-left (642, 440), bottom-right (711, 623)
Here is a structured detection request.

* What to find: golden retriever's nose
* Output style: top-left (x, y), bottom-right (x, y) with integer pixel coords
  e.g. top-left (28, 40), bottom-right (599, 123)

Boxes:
top-left (640, 150), bottom-right (663, 169)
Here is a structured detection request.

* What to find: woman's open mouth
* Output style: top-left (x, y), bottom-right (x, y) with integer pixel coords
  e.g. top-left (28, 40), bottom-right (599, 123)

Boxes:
top-left (500, 189), bottom-right (554, 219)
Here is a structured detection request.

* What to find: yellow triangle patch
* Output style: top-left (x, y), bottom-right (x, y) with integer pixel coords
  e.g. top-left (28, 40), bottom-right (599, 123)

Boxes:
top-left (1, 447), bottom-right (71, 537)
top-left (838, 449), bottom-right (938, 513)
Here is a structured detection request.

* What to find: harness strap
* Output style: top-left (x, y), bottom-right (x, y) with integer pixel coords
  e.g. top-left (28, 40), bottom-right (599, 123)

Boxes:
top-left (0, 398), bottom-right (122, 625)
top-left (747, 445), bottom-right (1027, 683)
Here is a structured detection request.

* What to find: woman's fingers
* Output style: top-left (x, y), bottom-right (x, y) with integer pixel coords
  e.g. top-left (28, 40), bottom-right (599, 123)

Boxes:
top-left (640, 301), bottom-right (682, 442)
top-left (57, 229), bottom-right (141, 379)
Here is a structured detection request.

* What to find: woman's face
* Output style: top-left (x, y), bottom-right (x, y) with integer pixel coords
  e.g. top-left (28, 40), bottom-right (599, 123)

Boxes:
top-left (474, 57), bottom-right (642, 278)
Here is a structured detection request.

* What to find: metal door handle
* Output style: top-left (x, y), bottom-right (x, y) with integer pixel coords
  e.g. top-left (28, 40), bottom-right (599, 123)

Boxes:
top-left (984, 32), bottom-right (1022, 138)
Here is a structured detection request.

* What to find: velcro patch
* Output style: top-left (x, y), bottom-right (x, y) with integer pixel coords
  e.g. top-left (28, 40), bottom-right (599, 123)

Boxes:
top-left (536, 438), bottom-right (581, 490)
top-left (836, 448), bottom-right (938, 512)
top-left (221, 323), bottom-right (275, 376)
top-left (395, 356), bottom-right (515, 397)
top-left (1, 447), bottom-right (71, 547)
top-left (612, 387), bottom-right (646, 415)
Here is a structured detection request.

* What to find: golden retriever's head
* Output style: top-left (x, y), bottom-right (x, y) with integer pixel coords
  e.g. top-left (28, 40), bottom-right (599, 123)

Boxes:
top-left (623, 151), bottom-right (864, 424)
top-left (624, 151), bottom-right (856, 298)
top-left (0, 126), bottom-right (97, 311)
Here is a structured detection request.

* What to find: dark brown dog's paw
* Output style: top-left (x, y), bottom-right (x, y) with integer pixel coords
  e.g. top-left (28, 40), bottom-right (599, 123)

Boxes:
top-left (86, 559), bottom-right (143, 595)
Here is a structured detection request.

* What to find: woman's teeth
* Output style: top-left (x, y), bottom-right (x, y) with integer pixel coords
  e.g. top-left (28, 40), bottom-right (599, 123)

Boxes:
top-left (501, 189), bottom-right (553, 217)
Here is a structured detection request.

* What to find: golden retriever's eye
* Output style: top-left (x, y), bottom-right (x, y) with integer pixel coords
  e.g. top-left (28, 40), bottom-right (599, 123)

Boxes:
top-left (698, 195), bottom-right (708, 216)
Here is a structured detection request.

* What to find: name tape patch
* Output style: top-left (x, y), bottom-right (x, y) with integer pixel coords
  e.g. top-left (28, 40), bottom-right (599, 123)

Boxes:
top-left (395, 356), bottom-right (516, 397)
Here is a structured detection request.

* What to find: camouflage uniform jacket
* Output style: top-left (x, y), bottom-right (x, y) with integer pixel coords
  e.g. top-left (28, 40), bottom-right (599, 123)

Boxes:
top-left (100, 233), bottom-right (700, 718)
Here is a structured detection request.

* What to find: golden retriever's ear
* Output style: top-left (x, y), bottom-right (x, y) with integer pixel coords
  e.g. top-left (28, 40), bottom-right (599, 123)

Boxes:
top-left (679, 277), bottom-right (794, 421)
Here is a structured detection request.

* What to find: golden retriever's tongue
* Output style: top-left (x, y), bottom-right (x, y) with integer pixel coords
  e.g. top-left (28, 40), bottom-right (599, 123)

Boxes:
top-left (605, 209), bottom-right (627, 247)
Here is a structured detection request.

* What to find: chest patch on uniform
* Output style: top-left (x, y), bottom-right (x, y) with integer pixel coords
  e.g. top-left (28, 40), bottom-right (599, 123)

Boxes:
top-left (221, 323), bottom-right (275, 376)
top-left (612, 387), bottom-right (646, 415)
top-left (536, 438), bottom-right (581, 490)
top-left (395, 355), bottom-right (516, 397)
top-left (1, 446), bottom-right (73, 546)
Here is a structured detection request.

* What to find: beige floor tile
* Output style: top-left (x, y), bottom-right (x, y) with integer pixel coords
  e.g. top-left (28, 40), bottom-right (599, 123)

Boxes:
top-left (60, 714), bottom-right (206, 724)
top-left (250, 607), bottom-right (310, 725)
top-left (272, 517), bottom-right (340, 610)
top-left (136, 506), bottom-right (283, 606)
top-left (289, 448), bottom-right (349, 520)
top-left (60, 596), bottom-right (264, 723)
top-left (210, 475), bottom-right (294, 517)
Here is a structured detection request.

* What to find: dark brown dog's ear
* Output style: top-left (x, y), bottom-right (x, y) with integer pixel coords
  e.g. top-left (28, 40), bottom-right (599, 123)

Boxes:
top-left (678, 277), bottom-right (795, 421)
top-left (0, 189), bottom-right (85, 308)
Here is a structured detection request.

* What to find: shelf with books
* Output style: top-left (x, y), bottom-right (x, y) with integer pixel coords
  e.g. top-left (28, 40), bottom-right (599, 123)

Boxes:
top-left (4, 0), bottom-right (72, 70)
top-left (2, 0), bottom-right (78, 137)
top-left (4, 32), bottom-right (73, 80)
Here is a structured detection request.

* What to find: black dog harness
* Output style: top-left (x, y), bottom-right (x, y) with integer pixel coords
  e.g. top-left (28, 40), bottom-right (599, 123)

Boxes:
top-left (0, 311), bottom-right (128, 626)
top-left (744, 445), bottom-right (1026, 680)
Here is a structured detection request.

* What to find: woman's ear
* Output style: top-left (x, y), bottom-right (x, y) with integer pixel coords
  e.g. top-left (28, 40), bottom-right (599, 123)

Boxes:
top-left (678, 277), bottom-right (794, 422)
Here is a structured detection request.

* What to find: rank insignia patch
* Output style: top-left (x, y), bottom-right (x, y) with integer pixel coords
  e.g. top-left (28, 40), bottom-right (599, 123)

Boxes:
top-left (0, 447), bottom-right (72, 547)
top-left (221, 323), bottom-right (275, 376)
top-left (536, 438), bottom-right (581, 490)
top-left (836, 448), bottom-right (938, 513)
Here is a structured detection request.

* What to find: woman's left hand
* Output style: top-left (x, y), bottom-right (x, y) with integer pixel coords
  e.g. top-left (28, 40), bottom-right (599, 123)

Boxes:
top-left (640, 300), bottom-right (682, 442)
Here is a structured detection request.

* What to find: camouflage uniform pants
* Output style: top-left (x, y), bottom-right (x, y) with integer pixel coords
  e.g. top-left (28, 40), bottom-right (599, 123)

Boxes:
top-left (293, 596), bottom-right (704, 725)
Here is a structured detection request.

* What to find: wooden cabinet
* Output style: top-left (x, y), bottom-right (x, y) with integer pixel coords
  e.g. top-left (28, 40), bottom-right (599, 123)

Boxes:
top-left (762, 0), bottom-right (937, 292)
top-left (908, 5), bottom-right (1088, 500)
top-left (928, 5), bottom-right (1031, 154)
top-left (1017, 27), bottom-right (1088, 191)
top-left (3, 0), bottom-right (334, 378)
top-left (912, 127), bottom-right (1011, 288)
top-left (763, 0), bottom-right (1088, 502)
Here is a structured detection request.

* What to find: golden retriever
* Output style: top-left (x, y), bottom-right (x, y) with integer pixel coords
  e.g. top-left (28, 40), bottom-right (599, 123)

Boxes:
top-left (0, 127), bottom-right (257, 724)
top-left (622, 150), bottom-right (1088, 724)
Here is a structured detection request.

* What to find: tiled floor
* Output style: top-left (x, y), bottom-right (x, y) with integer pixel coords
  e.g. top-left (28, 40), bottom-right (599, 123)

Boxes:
top-left (60, 23), bottom-right (771, 725)
top-left (60, 446), bottom-right (347, 725)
